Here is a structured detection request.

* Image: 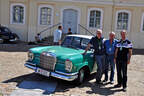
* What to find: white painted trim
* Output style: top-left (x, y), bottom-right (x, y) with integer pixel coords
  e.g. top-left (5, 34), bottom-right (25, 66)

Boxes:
top-left (60, 6), bottom-right (81, 33)
top-left (53, 0), bottom-right (113, 5)
top-left (52, 0), bottom-right (144, 7)
top-left (87, 8), bottom-right (103, 30)
top-left (140, 13), bottom-right (144, 32)
top-left (38, 5), bottom-right (54, 26)
top-left (115, 10), bottom-right (131, 32)
top-left (115, 2), bottom-right (144, 7)
top-left (10, 3), bottom-right (26, 25)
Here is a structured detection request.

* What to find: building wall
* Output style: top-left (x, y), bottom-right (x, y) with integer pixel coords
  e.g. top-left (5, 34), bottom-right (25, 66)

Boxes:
top-left (112, 6), bottom-right (144, 48)
top-left (114, 0), bottom-right (144, 4)
top-left (0, 0), bottom-right (9, 26)
top-left (0, 0), bottom-right (144, 48)
top-left (0, 0), bottom-right (28, 41)
top-left (0, 0), bottom-right (1, 23)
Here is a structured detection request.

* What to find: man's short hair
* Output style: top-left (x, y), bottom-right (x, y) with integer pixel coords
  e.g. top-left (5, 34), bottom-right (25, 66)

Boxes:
top-left (96, 29), bottom-right (102, 34)
top-left (58, 26), bottom-right (62, 29)
top-left (109, 31), bottom-right (115, 35)
top-left (121, 30), bottom-right (127, 34)
top-left (68, 28), bottom-right (71, 31)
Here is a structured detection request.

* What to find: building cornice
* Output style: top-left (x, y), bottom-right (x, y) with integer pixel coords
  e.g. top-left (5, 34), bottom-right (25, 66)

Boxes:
top-left (52, 0), bottom-right (113, 5)
top-left (114, 2), bottom-right (144, 7)
top-left (52, 0), bottom-right (144, 7)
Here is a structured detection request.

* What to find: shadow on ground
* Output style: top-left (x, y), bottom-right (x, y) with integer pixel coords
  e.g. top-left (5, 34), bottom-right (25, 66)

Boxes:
top-left (2, 73), bottom-right (57, 95)
top-left (55, 73), bottom-right (123, 95)
top-left (2, 73), bottom-right (123, 95)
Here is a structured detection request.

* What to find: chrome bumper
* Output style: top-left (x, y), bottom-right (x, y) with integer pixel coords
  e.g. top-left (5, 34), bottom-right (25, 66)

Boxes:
top-left (24, 62), bottom-right (78, 81)
top-left (9, 38), bottom-right (19, 42)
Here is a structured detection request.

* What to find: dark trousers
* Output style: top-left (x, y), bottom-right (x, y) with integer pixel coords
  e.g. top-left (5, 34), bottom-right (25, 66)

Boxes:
top-left (53, 42), bottom-right (59, 45)
top-left (95, 55), bottom-right (105, 82)
top-left (116, 60), bottom-right (128, 88)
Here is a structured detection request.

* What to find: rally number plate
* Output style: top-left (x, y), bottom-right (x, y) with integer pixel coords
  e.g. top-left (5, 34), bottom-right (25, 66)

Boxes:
top-left (36, 68), bottom-right (50, 77)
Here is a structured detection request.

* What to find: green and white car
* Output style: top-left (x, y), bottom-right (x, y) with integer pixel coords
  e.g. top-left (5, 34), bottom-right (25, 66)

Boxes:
top-left (25, 35), bottom-right (97, 84)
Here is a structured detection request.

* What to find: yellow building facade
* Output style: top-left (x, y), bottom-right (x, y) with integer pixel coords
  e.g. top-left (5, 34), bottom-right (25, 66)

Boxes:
top-left (0, 0), bottom-right (144, 48)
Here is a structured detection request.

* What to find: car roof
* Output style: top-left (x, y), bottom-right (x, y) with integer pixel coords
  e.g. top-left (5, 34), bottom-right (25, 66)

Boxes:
top-left (67, 34), bottom-right (94, 39)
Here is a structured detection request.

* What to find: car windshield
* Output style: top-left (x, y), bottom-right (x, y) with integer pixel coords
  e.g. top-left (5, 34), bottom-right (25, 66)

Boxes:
top-left (62, 36), bottom-right (91, 50)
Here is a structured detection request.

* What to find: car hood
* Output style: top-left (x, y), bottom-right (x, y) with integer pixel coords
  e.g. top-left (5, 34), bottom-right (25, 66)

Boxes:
top-left (30, 46), bottom-right (85, 62)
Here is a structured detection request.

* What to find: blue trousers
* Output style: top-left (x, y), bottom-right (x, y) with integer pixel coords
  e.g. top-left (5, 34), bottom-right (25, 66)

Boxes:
top-left (104, 55), bottom-right (115, 81)
top-left (95, 55), bottom-right (105, 82)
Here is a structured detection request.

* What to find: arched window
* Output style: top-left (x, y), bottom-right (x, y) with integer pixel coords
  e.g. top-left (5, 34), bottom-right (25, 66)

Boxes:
top-left (88, 8), bottom-right (103, 29)
top-left (10, 3), bottom-right (25, 24)
top-left (38, 5), bottom-right (53, 25)
top-left (141, 13), bottom-right (144, 32)
top-left (116, 10), bottom-right (131, 31)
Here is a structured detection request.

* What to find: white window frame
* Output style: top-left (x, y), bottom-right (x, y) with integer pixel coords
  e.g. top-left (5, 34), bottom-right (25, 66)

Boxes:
top-left (38, 5), bottom-right (54, 26)
top-left (115, 10), bottom-right (131, 32)
top-left (10, 3), bottom-right (26, 24)
top-left (140, 13), bottom-right (144, 32)
top-left (87, 8), bottom-right (103, 29)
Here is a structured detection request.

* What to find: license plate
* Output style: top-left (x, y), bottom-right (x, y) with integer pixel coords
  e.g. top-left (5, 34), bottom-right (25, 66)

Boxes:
top-left (36, 68), bottom-right (50, 77)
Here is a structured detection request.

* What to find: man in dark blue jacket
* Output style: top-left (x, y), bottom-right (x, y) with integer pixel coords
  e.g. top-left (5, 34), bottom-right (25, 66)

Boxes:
top-left (83, 29), bottom-right (105, 84)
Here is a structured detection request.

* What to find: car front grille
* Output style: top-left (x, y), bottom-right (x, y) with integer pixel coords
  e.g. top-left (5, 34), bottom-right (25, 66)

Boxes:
top-left (39, 52), bottom-right (56, 71)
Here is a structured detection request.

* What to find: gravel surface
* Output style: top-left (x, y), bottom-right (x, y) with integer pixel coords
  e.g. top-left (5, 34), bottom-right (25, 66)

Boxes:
top-left (0, 44), bottom-right (144, 96)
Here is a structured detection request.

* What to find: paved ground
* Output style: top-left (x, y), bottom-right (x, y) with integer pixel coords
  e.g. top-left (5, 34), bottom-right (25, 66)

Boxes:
top-left (0, 44), bottom-right (144, 96)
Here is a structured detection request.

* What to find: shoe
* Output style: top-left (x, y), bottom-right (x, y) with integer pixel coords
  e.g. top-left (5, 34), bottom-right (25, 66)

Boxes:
top-left (95, 81), bottom-right (103, 84)
top-left (123, 87), bottom-right (127, 92)
top-left (110, 81), bottom-right (114, 84)
top-left (102, 80), bottom-right (108, 83)
top-left (114, 84), bottom-right (121, 88)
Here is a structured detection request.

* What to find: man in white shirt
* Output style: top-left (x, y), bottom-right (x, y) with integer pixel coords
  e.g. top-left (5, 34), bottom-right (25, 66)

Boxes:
top-left (53, 26), bottom-right (62, 45)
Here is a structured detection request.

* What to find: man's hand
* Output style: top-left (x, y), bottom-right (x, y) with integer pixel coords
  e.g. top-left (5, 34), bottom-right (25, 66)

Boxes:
top-left (114, 48), bottom-right (118, 64)
top-left (114, 58), bottom-right (116, 64)
top-left (127, 60), bottom-right (130, 64)
top-left (82, 52), bottom-right (86, 55)
top-left (82, 43), bottom-right (91, 56)
top-left (58, 40), bottom-right (61, 45)
top-left (128, 49), bottom-right (132, 65)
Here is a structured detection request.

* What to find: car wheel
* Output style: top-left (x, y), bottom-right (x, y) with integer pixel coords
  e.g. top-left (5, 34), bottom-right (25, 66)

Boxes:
top-left (0, 38), bottom-right (4, 44)
top-left (76, 68), bottom-right (85, 85)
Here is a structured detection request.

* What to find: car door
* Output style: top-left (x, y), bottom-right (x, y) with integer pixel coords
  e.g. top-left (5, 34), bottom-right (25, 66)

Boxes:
top-left (81, 38), bottom-right (95, 72)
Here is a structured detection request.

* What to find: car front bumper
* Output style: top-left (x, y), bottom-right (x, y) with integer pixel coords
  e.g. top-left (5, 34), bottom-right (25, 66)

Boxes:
top-left (24, 62), bottom-right (78, 81)
top-left (9, 37), bottom-right (19, 42)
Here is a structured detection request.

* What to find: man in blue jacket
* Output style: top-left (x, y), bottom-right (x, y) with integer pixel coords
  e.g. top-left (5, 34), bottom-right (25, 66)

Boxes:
top-left (103, 32), bottom-right (117, 84)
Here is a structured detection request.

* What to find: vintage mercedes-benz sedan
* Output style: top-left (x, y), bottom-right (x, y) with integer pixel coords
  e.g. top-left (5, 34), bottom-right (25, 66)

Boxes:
top-left (25, 35), bottom-right (97, 84)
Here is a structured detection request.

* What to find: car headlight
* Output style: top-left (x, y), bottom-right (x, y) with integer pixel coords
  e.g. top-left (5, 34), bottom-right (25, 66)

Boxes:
top-left (65, 59), bottom-right (73, 72)
top-left (28, 51), bottom-right (34, 61)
